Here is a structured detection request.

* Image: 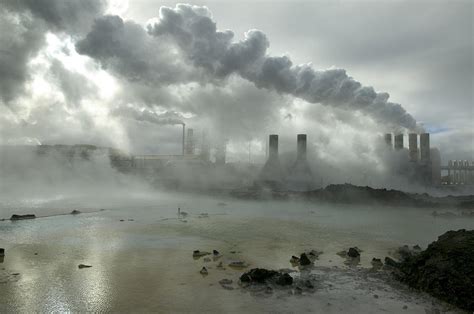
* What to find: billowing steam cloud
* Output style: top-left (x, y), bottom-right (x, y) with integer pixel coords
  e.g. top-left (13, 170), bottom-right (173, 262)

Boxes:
top-left (76, 4), bottom-right (418, 130)
top-left (111, 105), bottom-right (184, 125)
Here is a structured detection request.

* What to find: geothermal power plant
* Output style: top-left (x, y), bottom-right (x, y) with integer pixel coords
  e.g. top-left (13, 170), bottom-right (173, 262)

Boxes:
top-left (2, 129), bottom-right (473, 190)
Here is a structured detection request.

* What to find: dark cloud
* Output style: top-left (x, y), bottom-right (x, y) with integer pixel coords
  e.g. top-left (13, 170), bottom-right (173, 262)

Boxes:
top-left (0, 0), bottom-right (105, 104)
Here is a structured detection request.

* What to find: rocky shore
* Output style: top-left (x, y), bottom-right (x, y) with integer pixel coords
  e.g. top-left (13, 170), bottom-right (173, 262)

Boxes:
top-left (230, 183), bottom-right (474, 209)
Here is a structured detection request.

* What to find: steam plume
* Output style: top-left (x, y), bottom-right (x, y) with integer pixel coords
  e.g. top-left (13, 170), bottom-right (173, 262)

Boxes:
top-left (77, 4), bottom-right (418, 130)
top-left (111, 105), bottom-right (184, 126)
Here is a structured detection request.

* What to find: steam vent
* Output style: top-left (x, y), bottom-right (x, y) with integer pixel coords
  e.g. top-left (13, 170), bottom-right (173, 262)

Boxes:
top-left (287, 134), bottom-right (314, 191)
top-left (258, 134), bottom-right (285, 189)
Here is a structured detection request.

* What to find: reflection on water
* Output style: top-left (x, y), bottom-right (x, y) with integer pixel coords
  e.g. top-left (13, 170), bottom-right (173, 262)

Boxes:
top-left (0, 192), bottom-right (471, 312)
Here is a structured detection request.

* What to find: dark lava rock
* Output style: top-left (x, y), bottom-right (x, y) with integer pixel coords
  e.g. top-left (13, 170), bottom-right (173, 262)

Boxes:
top-left (240, 268), bottom-right (278, 283)
top-left (275, 273), bottom-right (293, 286)
top-left (240, 268), bottom-right (293, 286)
top-left (193, 250), bottom-right (210, 258)
top-left (384, 257), bottom-right (400, 268)
top-left (371, 258), bottom-right (383, 267)
top-left (0, 248), bottom-right (4, 257)
top-left (213, 250), bottom-right (220, 256)
top-left (10, 214), bottom-right (36, 221)
top-left (78, 264), bottom-right (92, 269)
top-left (347, 247), bottom-right (360, 258)
top-left (290, 255), bottom-right (300, 264)
top-left (396, 229), bottom-right (474, 312)
top-left (299, 253), bottom-right (312, 266)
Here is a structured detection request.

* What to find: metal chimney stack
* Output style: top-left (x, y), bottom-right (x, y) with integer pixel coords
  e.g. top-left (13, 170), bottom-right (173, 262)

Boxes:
top-left (296, 134), bottom-right (307, 160)
top-left (384, 133), bottom-right (392, 148)
top-left (287, 134), bottom-right (314, 191)
top-left (408, 133), bottom-right (418, 162)
top-left (394, 134), bottom-right (404, 150)
top-left (269, 134), bottom-right (279, 159)
top-left (420, 133), bottom-right (430, 162)
top-left (258, 134), bottom-right (285, 189)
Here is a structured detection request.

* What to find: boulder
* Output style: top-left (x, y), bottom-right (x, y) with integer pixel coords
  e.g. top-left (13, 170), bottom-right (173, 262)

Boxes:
top-left (240, 268), bottom-right (278, 283)
top-left (240, 268), bottom-right (294, 286)
top-left (347, 247), bottom-right (360, 258)
top-left (275, 273), bottom-right (293, 286)
top-left (384, 256), bottom-right (400, 268)
top-left (0, 248), bottom-right (4, 257)
top-left (396, 229), bottom-right (474, 312)
top-left (10, 214), bottom-right (36, 221)
top-left (299, 253), bottom-right (312, 266)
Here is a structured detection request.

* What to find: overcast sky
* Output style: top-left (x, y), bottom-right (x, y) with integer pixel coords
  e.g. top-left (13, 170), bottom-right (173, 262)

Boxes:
top-left (0, 0), bottom-right (472, 164)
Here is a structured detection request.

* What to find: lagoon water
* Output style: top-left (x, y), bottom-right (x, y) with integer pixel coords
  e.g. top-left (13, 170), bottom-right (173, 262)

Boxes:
top-left (0, 191), bottom-right (472, 312)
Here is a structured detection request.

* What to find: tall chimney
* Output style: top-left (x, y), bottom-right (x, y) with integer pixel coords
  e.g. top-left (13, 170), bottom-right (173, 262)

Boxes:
top-left (269, 134), bottom-right (279, 159)
top-left (384, 133), bottom-right (392, 148)
top-left (394, 134), bottom-right (404, 150)
top-left (258, 134), bottom-right (284, 189)
top-left (185, 128), bottom-right (194, 155)
top-left (297, 134), bottom-right (307, 160)
top-left (408, 133), bottom-right (418, 162)
top-left (420, 133), bottom-right (430, 162)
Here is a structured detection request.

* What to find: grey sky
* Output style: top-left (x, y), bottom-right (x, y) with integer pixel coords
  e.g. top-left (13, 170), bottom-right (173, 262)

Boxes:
top-left (0, 0), bottom-right (472, 164)
top-left (122, 0), bottom-right (474, 160)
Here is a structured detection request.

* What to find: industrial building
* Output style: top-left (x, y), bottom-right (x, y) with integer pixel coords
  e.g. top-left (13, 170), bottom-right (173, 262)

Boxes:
top-left (384, 132), bottom-right (439, 185)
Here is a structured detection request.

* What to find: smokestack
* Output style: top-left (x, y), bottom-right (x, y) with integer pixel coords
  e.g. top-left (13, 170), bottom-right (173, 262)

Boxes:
top-left (384, 133), bottom-right (392, 148)
top-left (394, 134), bottom-right (404, 150)
top-left (182, 124), bottom-right (185, 156)
top-left (287, 134), bottom-right (314, 191)
top-left (408, 133), bottom-right (418, 162)
top-left (258, 134), bottom-right (284, 189)
top-left (297, 134), bottom-right (307, 160)
top-left (269, 134), bottom-right (279, 159)
top-left (420, 133), bottom-right (430, 162)
top-left (185, 128), bottom-right (194, 155)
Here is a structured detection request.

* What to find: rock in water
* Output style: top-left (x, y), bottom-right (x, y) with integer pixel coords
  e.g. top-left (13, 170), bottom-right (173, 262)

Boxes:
top-left (70, 210), bottom-right (81, 215)
top-left (299, 253), bottom-right (312, 266)
top-left (347, 247), bottom-right (360, 258)
top-left (10, 214), bottom-right (36, 221)
top-left (397, 229), bottom-right (474, 312)
top-left (384, 257), bottom-right (400, 268)
top-left (193, 250), bottom-right (210, 258)
top-left (200, 267), bottom-right (208, 275)
top-left (78, 264), bottom-right (92, 269)
top-left (0, 248), bottom-right (4, 257)
top-left (371, 258), bottom-right (383, 268)
top-left (290, 255), bottom-right (300, 264)
top-left (240, 268), bottom-right (278, 283)
top-left (275, 273), bottom-right (293, 286)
